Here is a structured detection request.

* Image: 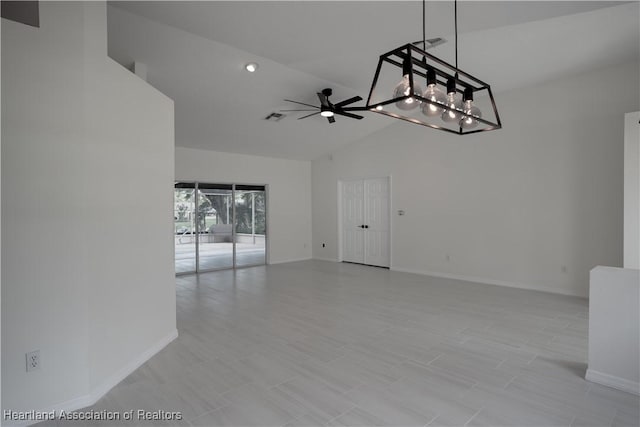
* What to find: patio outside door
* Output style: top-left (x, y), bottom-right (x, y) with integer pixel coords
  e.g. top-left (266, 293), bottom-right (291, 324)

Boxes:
top-left (341, 177), bottom-right (390, 268)
top-left (198, 183), bottom-right (234, 271)
top-left (174, 183), bottom-right (197, 274)
top-left (234, 185), bottom-right (267, 267)
top-left (174, 182), bottom-right (267, 274)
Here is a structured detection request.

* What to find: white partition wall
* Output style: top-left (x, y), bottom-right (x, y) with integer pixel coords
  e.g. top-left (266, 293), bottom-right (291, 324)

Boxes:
top-left (624, 112), bottom-right (640, 269)
top-left (587, 266), bottom-right (640, 395)
top-left (586, 111), bottom-right (640, 395)
top-left (2, 1), bottom-right (176, 419)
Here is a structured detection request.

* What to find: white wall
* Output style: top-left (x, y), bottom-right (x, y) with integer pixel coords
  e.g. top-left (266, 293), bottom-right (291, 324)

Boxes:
top-left (1, 11), bottom-right (4, 420)
top-left (624, 112), bottom-right (640, 269)
top-left (587, 266), bottom-right (639, 395)
top-left (2, 1), bottom-right (176, 419)
top-left (175, 147), bottom-right (312, 264)
top-left (312, 61), bottom-right (640, 297)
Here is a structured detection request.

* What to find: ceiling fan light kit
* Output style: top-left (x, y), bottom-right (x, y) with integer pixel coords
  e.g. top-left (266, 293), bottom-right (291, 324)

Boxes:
top-left (283, 88), bottom-right (364, 124)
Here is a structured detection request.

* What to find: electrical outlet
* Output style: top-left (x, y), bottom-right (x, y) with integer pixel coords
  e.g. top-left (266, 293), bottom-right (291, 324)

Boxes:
top-left (26, 350), bottom-right (40, 372)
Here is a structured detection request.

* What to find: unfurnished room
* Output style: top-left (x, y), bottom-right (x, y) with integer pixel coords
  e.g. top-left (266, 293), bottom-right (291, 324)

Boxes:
top-left (1, 1), bottom-right (639, 426)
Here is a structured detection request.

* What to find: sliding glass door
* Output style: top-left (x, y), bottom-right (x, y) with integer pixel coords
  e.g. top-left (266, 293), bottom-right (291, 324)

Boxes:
top-left (174, 183), bottom-right (197, 274)
top-left (198, 184), bottom-right (234, 271)
top-left (174, 182), bottom-right (267, 274)
top-left (234, 185), bottom-right (267, 267)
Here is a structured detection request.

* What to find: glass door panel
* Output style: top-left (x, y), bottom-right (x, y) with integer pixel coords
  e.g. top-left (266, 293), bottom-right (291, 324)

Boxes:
top-left (174, 183), bottom-right (196, 274)
top-left (197, 184), bottom-right (234, 271)
top-left (234, 185), bottom-right (266, 267)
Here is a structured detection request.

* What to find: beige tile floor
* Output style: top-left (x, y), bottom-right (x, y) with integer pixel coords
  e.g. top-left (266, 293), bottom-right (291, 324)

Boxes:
top-left (44, 260), bottom-right (639, 426)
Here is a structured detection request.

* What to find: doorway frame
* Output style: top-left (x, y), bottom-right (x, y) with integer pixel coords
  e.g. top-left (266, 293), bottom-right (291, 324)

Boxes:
top-left (337, 175), bottom-right (392, 268)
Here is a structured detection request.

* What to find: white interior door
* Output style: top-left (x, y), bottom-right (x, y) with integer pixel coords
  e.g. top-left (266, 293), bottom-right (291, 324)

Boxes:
top-left (341, 177), bottom-right (389, 268)
top-left (364, 178), bottom-right (390, 267)
top-left (341, 180), bottom-right (364, 263)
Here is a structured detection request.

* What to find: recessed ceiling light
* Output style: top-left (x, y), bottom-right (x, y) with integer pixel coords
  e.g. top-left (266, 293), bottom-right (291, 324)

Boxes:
top-left (244, 62), bottom-right (259, 73)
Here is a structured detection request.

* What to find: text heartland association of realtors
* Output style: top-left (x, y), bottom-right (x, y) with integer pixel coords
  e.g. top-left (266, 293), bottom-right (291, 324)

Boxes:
top-left (3, 409), bottom-right (183, 422)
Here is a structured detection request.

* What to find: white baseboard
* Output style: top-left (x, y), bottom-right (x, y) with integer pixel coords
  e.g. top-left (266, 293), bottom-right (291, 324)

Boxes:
top-left (586, 369), bottom-right (640, 396)
top-left (277, 261), bottom-right (582, 297)
top-left (390, 267), bottom-right (586, 298)
top-left (8, 329), bottom-right (179, 427)
top-left (312, 257), bottom-right (339, 263)
top-left (88, 328), bottom-right (178, 403)
top-left (269, 257), bottom-right (312, 265)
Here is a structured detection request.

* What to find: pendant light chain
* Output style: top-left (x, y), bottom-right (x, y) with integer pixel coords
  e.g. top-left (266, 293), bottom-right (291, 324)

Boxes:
top-left (454, 0), bottom-right (458, 74)
top-left (422, 0), bottom-right (426, 51)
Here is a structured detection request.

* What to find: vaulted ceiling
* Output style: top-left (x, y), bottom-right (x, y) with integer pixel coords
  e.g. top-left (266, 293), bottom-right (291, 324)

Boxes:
top-left (107, 1), bottom-right (640, 160)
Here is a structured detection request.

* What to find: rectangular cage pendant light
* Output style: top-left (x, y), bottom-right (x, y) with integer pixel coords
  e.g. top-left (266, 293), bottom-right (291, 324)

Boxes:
top-left (365, 43), bottom-right (501, 135)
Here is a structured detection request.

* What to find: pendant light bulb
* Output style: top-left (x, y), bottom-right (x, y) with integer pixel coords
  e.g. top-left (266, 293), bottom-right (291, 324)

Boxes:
top-left (393, 75), bottom-right (423, 111)
top-left (460, 87), bottom-right (482, 129)
top-left (393, 58), bottom-right (422, 111)
top-left (441, 78), bottom-right (463, 123)
top-left (421, 67), bottom-right (446, 117)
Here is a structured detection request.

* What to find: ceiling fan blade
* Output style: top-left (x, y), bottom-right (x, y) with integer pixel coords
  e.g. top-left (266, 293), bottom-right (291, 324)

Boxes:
top-left (334, 110), bottom-right (364, 120)
top-left (298, 112), bottom-right (321, 120)
top-left (334, 96), bottom-right (363, 108)
top-left (327, 116), bottom-right (336, 124)
top-left (284, 99), bottom-right (319, 109)
top-left (279, 109), bottom-right (318, 112)
top-left (317, 92), bottom-right (329, 107)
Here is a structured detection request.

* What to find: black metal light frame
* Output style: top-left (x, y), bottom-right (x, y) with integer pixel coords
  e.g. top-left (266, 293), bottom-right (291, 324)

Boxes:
top-left (361, 0), bottom-right (502, 135)
top-left (365, 43), bottom-right (501, 135)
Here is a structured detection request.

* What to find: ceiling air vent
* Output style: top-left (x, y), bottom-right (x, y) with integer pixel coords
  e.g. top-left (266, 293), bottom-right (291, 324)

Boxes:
top-left (410, 37), bottom-right (447, 50)
top-left (264, 112), bottom-right (285, 122)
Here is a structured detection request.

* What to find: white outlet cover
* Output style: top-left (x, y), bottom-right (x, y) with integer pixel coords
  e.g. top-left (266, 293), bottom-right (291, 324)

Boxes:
top-left (26, 350), bottom-right (40, 372)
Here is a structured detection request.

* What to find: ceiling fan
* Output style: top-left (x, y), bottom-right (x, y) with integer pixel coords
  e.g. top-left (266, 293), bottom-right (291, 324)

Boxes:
top-left (282, 88), bottom-right (364, 123)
